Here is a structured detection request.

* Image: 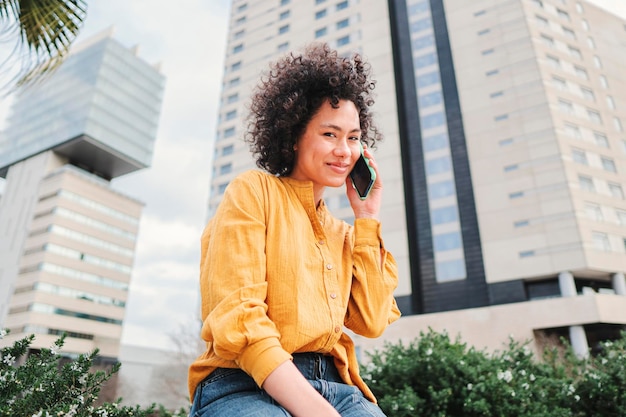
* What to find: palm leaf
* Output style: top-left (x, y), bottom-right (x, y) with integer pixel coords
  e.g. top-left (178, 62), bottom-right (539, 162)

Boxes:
top-left (0, 0), bottom-right (87, 93)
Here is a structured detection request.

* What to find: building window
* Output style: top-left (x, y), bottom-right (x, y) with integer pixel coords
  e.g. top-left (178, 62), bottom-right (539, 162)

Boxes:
top-left (234, 30), bottom-right (245, 39)
top-left (337, 18), bottom-right (349, 29)
top-left (552, 76), bottom-right (567, 91)
top-left (315, 9), bottom-right (327, 19)
top-left (599, 75), bottom-right (608, 89)
top-left (235, 16), bottom-right (246, 25)
top-left (280, 0), bottom-right (290, 5)
top-left (606, 96), bottom-right (616, 110)
top-left (581, 19), bottom-right (589, 31)
top-left (230, 61), bottom-right (242, 72)
top-left (482, 48), bottom-right (495, 55)
top-left (226, 93), bottom-right (239, 104)
top-left (431, 206), bottom-right (459, 225)
top-left (614, 118), bottom-right (623, 132)
top-left (593, 132), bottom-right (609, 148)
top-left (425, 156), bottom-right (452, 175)
top-left (411, 17), bottom-right (432, 32)
top-left (233, 43), bottom-right (244, 54)
top-left (218, 183), bottom-right (228, 195)
top-left (316, 0), bottom-right (326, 3)
top-left (490, 91), bottom-right (504, 98)
top-left (430, 180), bottom-right (455, 199)
top-left (278, 42), bottom-right (289, 52)
top-left (495, 114), bottom-right (509, 121)
top-left (418, 91), bottom-right (443, 108)
top-left (559, 99), bottom-right (574, 114)
top-left (586, 203), bottom-right (604, 221)
top-left (222, 144), bottom-right (234, 156)
top-left (563, 27), bottom-right (576, 39)
top-left (579, 175), bottom-right (595, 192)
top-left (540, 34), bottom-right (555, 48)
top-left (564, 123), bottom-right (582, 139)
top-left (434, 231), bottom-right (463, 252)
top-left (225, 110), bottom-right (237, 121)
top-left (423, 133), bottom-right (448, 151)
top-left (486, 69), bottom-right (499, 76)
top-left (421, 112), bottom-right (446, 129)
top-left (509, 191), bottom-right (525, 199)
top-left (223, 127), bottom-right (236, 138)
top-left (280, 10), bottom-right (290, 19)
top-left (474, 9), bottom-right (486, 17)
top-left (417, 72), bottom-right (440, 88)
top-left (546, 55), bottom-right (561, 68)
top-left (531, 0), bottom-right (543, 7)
top-left (435, 259), bottom-right (466, 282)
top-left (601, 157), bottom-right (617, 173)
top-left (514, 220), bottom-right (530, 227)
top-left (413, 34), bottom-right (435, 50)
top-left (337, 35), bottom-right (350, 46)
top-left (519, 250), bottom-right (536, 258)
top-left (572, 148), bottom-right (588, 165)
top-left (336, 0), bottom-right (348, 11)
top-left (414, 53), bottom-right (437, 68)
top-left (477, 28), bottom-right (491, 36)
top-left (237, 3), bottom-right (248, 12)
top-left (408, 0), bottom-right (429, 14)
top-left (587, 37), bottom-right (596, 49)
top-left (557, 9), bottom-right (570, 21)
top-left (608, 183), bottom-right (624, 199)
top-left (536, 15), bottom-right (549, 27)
top-left (228, 77), bottom-right (240, 87)
top-left (576, 2), bottom-right (584, 13)
top-left (568, 46), bottom-right (582, 60)
top-left (219, 163), bottom-right (232, 175)
top-left (279, 24), bottom-right (290, 34)
top-left (616, 209), bottom-right (626, 226)
top-left (580, 87), bottom-right (594, 101)
top-left (592, 232), bottom-right (610, 251)
top-left (315, 27), bottom-right (327, 38)
top-left (574, 66), bottom-right (588, 80)
top-left (593, 55), bottom-right (602, 68)
top-left (587, 109), bottom-right (602, 124)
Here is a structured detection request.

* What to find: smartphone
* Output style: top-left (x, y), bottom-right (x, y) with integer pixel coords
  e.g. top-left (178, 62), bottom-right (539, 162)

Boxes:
top-left (349, 143), bottom-right (376, 200)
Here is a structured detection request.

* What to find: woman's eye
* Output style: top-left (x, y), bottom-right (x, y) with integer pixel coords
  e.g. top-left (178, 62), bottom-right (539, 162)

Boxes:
top-left (324, 132), bottom-right (336, 137)
top-left (349, 136), bottom-right (361, 141)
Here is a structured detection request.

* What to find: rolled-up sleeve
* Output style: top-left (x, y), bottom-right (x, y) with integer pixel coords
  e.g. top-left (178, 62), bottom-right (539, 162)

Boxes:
top-left (344, 218), bottom-right (401, 337)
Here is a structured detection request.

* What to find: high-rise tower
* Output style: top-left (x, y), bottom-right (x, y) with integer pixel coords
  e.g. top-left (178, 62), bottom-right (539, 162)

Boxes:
top-left (209, 0), bottom-right (626, 355)
top-left (0, 29), bottom-right (165, 360)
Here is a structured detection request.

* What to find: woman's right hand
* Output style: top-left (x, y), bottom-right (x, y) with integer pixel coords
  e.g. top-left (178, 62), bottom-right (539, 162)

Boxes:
top-left (262, 360), bottom-right (341, 417)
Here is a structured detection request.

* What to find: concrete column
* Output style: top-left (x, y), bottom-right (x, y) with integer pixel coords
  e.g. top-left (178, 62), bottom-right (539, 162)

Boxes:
top-left (569, 325), bottom-right (589, 359)
top-left (558, 271), bottom-right (577, 297)
top-left (612, 272), bottom-right (626, 296)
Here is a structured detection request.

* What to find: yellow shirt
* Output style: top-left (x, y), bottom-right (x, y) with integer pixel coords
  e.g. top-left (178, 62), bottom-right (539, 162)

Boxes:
top-left (188, 170), bottom-right (401, 402)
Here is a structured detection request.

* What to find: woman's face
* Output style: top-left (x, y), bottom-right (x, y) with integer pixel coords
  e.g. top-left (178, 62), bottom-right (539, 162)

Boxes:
top-left (290, 99), bottom-right (362, 197)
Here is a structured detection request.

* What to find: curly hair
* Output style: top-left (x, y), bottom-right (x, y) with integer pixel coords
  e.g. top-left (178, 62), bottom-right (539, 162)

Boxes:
top-left (245, 43), bottom-right (382, 176)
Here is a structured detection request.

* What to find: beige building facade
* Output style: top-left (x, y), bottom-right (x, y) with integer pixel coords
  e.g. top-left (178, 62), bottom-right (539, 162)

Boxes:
top-left (209, 0), bottom-right (626, 358)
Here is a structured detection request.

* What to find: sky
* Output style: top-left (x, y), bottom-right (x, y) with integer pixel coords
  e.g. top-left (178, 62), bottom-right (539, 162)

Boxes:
top-left (1, 0), bottom-right (626, 353)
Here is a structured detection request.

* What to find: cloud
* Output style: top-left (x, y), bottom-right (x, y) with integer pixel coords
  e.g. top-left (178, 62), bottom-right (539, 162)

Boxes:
top-left (69, 0), bottom-right (230, 350)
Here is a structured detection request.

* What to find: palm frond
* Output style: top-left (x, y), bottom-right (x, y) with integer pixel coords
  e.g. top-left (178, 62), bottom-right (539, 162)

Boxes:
top-left (0, 0), bottom-right (87, 94)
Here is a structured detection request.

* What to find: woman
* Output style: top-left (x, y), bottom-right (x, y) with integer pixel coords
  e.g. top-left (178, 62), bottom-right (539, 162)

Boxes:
top-left (188, 43), bottom-right (401, 417)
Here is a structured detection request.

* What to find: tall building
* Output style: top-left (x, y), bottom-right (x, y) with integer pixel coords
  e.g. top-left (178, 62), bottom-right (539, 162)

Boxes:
top-left (0, 29), bottom-right (165, 360)
top-left (209, 0), bottom-right (626, 356)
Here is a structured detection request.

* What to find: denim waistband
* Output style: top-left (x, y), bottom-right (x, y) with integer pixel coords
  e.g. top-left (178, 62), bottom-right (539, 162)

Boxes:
top-left (291, 352), bottom-right (343, 383)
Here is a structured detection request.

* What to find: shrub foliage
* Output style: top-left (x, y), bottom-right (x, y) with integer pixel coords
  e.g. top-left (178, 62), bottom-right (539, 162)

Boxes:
top-left (0, 330), bottom-right (185, 417)
top-left (361, 328), bottom-right (626, 417)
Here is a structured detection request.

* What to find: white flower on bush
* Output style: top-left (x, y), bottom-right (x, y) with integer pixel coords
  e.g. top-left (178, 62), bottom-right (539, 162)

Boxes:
top-left (0, 329), bottom-right (7, 339)
top-left (425, 348), bottom-right (433, 356)
top-left (497, 369), bottom-right (513, 383)
top-left (467, 383), bottom-right (473, 391)
top-left (3, 353), bottom-right (15, 365)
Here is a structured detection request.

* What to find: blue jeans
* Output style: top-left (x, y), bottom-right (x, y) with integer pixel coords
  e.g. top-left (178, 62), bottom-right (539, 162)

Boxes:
top-left (189, 353), bottom-right (387, 416)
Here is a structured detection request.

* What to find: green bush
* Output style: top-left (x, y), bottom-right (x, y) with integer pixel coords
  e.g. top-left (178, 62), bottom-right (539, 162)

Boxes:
top-left (361, 328), bottom-right (626, 417)
top-left (0, 330), bottom-right (187, 417)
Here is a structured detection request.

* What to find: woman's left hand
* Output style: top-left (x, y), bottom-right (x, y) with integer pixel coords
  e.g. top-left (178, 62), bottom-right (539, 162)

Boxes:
top-left (345, 145), bottom-right (382, 220)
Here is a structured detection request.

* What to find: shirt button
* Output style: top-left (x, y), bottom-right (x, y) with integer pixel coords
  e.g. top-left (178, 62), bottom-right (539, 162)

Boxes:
top-left (330, 293), bottom-right (337, 299)
top-left (334, 326), bottom-right (341, 333)
top-left (326, 264), bottom-right (333, 270)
